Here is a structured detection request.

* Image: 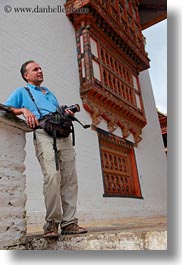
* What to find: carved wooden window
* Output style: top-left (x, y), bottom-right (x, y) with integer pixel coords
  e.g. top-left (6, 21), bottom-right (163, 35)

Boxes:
top-left (85, 34), bottom-right (145, 113)
top-left (98, 42), bottom-right (145, 111)
top-left (99, 44), bottom-right (136, 105)
top-left (132, 75), bottom-right (143, 110)
top-left (90, 36), bottom-right (101, 81)
top-left (97, 128), bottom-right (143, 198)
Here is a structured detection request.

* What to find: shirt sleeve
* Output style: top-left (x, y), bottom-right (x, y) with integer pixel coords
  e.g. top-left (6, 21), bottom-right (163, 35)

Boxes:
top-left (5, 88), bottom-right (24, 108)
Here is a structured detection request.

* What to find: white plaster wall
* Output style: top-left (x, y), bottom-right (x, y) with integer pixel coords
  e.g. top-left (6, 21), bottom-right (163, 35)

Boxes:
top-left (135, 70), bottom-right (167, 215)
top-left (0, 0), bottom-right (167, 230)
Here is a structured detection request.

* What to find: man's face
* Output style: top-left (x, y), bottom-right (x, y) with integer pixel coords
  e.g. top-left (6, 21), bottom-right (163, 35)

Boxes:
top-left (24, 62), bottom-right (44, 85)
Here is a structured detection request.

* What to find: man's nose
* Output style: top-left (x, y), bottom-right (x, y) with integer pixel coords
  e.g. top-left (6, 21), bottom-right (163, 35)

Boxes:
top-left (38, 68), bottom-right (43, 73)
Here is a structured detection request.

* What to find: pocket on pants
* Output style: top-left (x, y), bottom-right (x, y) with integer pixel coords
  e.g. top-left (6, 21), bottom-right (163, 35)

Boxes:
top-left (60, 147), bottom-right (76, 162)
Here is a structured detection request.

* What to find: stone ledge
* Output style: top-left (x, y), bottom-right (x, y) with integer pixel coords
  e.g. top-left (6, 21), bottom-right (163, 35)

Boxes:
top-left (16, 216), bottom-right (167, 250)
top-left (6, 216), bottom-right (167, 250)
top-left (5, 229), bottom-right (167, 250)
top-left (0, 104), bottom-right (32, 132)
top-left (0, 106), bottom-right (30, 249)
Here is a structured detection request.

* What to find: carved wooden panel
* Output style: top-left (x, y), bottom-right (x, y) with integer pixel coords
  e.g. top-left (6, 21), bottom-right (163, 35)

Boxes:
top-left (99, 44), bottom-right (137, 107)
top-left (65, 0), bottom-right (149, 71)
top-left (97, 128), bottom-right (143, 198)
top-left (65, 0), bottom-right (149, 145)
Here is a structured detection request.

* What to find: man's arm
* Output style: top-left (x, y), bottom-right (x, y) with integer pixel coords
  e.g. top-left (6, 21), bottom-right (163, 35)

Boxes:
top-left (10, 107), bottom-right (39, 129)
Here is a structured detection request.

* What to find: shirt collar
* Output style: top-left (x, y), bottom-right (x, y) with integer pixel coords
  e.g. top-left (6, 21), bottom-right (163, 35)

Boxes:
top-left (27, 83), bottom-right (48, 93)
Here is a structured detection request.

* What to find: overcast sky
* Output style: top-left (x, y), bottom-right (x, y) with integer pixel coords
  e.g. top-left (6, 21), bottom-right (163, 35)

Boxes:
top-left (143, 20), bottom-right (167, 114)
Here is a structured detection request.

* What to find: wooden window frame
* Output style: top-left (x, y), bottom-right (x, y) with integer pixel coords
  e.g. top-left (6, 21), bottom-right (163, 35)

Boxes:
top-left (97, 128), bottom-right (143, 199)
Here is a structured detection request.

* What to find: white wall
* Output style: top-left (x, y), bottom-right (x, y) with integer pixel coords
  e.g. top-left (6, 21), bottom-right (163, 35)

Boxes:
top-left (0, 0), bottom-right (167, 231)
top-left (136, 70), bottom-right (167, 215)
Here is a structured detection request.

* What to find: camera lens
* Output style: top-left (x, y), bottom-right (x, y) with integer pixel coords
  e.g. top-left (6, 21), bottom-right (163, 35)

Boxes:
top-left (75, 104), bottom-right (80, 112)
top-left (67, 104), bottom-right (80, 113)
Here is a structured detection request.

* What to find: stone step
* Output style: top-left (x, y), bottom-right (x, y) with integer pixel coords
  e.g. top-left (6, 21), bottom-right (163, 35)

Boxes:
top-left (25, 229), bottom-right (167, 250)
top-left (5, 216), bottom-right (167, 250)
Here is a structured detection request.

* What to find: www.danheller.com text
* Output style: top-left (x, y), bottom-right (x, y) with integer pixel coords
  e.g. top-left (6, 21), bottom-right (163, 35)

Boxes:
top-left (3, 4), bottom-right (89, 14)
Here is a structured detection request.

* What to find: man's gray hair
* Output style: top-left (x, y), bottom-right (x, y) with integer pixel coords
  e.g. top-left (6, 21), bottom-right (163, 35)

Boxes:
top-left (20, 60), bottom-right (35, 82)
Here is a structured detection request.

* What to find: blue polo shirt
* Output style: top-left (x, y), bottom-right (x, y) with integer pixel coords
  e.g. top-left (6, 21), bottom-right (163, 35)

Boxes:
top-left (5, 83), bottom-right (59, 119)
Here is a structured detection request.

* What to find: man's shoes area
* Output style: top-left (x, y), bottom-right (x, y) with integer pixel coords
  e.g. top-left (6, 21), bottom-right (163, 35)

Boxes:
top-left (43, 220), bottom-right (88, 238)
top-left (61, 223), bottom-right (88, 235)
top-left (43, 220), bottom-right (59, 238)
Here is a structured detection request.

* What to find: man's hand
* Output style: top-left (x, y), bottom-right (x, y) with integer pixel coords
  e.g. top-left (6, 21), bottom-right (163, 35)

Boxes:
top-left (9, 107), bottom-right (39, 129)
top-left (64, 109), bottom-right (74, 116)
top-left (22, 108), bottom-right (39, 128)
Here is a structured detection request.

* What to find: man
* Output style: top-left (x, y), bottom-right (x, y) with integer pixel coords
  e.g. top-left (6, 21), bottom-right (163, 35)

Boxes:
top-left (5, 60), bottom-right (87, 237)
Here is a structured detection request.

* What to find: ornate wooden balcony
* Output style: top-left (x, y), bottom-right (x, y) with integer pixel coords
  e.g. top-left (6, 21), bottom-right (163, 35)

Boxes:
top-left (65, 0), bottom-right (149, 72)
top-left (65, 0), bottom-right (150, 145)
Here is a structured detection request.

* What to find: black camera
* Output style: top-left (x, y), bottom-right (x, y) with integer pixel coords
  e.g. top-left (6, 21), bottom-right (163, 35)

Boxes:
top-left (60, 104), bottom-right (90, 129)
top-left (66, 104), bottom-right (80, 113)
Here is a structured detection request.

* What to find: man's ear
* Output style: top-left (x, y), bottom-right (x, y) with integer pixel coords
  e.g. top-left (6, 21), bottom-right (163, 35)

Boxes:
top-left (24, 72), bottom-right (28, 81)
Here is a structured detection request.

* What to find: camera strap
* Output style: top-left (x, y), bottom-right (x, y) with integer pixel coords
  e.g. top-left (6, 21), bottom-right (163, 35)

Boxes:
top-left (24, 87), bottom-right (63, 171)
top-left (24, 87), bottom-right (42, 119)
top-left (24, 87), bottom-right (77, 171)
top-left (24, 87), bottom-right (41, 141)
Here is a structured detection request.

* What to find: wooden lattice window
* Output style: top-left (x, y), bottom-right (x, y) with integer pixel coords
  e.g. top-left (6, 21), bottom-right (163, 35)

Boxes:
top-left (99, 44), bottom-right (141, 109)
top-left (97, 128), bottom-right (143, 198)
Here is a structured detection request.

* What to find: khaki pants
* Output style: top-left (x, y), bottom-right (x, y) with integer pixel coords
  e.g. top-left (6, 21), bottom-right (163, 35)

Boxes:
top-left (34, 129), bottom-right (78, 227)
